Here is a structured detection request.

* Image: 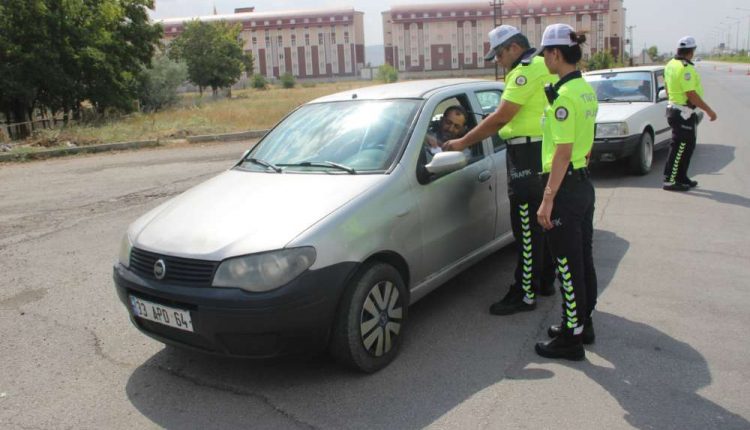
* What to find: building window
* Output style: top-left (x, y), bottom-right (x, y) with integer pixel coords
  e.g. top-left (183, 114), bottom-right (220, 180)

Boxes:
top-left (438, 47), bottom-right (444, 54)
top-left (251, 21), bottom-right (256, 27)
top-left (423, 13), bottom-right (429, 18)
top-left (305, 34), bottom-right (310, 46)
top-left (264, 20), bottom-right (269, 25)
top-left (450, 12), bottom-right (456, 17)
top-left (411, 13), bottom-right (416, 18)
top-left (252, 36), bottom-right (257, 47)
top-left (291, 35), bottom-right (296, 46)
top-left (291, 19), bottom-right (296, 24)
top-left (277, 20), bottom-right (282, 25)
top-left (344, 32), bottom-right (349, 44)
top-left (437, 12), bottom-right (442, 17)
top-left (464, 11), bottom-right (470, 16)
top-left (319, 33), bottom-right (324, 44)
top-left (438, 58), bottom-right (444, 65)
top-left (331, 32), bottom-right (336, 44)
top-left (330, 17), bottom-right (335, 22)
top-left (304, 18), bottom-right (309, 23)
top-left (278, 36), bottom-right (283, 46)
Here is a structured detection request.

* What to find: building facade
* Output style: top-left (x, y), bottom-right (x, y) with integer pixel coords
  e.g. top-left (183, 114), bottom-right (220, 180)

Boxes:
top-left (383, 0), bottom-right (625, 73)
top-left (159, 7), bottom-right (365, 79)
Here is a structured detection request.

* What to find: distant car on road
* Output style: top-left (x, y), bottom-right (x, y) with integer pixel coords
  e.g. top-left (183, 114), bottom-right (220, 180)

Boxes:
top-left (113, 79), bottom-right (516, 373)
top-left (584, 66), bottom-right (671, 175)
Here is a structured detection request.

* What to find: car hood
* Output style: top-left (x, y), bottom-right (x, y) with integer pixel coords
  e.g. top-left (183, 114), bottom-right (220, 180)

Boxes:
top-left (131, 169), bottom-right (385, 260)
top-left (596, 102), bottom-right (650, 123)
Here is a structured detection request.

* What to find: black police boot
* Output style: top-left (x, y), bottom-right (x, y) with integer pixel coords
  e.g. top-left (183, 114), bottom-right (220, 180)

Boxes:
top-left (663, 182), bottom-right (690, 191)
top-left (535, 330), bottom-right (585, 361)
top-left (680, 178), bottom-right (698, 188)
top-left (489, 286), bottom-right (536, 315)
top-left (548, 319), bottom-right (595, 344)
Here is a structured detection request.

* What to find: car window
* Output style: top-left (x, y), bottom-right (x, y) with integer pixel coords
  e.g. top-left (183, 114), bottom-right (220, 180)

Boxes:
top-left (475, 90), bottom-right (506, 153)
top-left (244, 99), bottom-right (420, 173)
top-left (655, 71), bottom-right (665, 92)
top-left (423, 95), bottom-right (482, 164)
top-left (585, 71), bottom-right (653, 102)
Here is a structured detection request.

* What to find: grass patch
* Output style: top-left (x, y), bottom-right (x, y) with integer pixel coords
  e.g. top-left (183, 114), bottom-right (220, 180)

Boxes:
top-left (14, 81), bottom-right (376, 147)
top-left (706, 55), bottom-right (750, 64)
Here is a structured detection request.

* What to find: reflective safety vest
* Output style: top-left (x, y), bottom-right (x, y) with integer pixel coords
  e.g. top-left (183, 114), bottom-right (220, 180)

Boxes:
top-left (665, 57), bottom-right (703, 106)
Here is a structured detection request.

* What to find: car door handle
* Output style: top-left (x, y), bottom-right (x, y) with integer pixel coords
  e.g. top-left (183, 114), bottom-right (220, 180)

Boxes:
top-left (478, 170), bottom-right (492, 183)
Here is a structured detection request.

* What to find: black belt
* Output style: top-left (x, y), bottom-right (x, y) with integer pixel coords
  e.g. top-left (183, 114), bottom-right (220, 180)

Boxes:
top-left (506, 136), bottom-right (543, 145)
top-left (541, 166), bottom-right (590, 180)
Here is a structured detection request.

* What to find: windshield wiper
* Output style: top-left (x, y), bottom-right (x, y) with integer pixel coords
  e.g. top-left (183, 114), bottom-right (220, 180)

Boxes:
top-left (245, 157), bottom-right (282, 173)
top-left (278, 160), bottom-right (357, 174)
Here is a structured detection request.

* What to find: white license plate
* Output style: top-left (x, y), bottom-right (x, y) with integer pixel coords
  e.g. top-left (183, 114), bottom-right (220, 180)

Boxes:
top-left (130, 295), bottom-right (194, 332)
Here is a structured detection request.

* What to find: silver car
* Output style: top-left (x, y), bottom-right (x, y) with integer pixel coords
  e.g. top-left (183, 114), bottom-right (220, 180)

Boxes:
top-left (113, 79), bottom-right (514, 372)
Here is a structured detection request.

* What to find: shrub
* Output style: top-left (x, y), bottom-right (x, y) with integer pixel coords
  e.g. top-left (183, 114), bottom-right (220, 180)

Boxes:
top-left (376, 64), bottom-right (398, 83)
top-left (251, 74), bottom-right (268, 89)
top-left (280, 72), bottom-right (296, 89)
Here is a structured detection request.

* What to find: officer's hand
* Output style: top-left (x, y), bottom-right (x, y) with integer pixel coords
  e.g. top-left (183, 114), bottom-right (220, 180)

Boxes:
top-left (708, 109), bottom-right (717, 121)
top-left (425, 135), bottom-right (439, 148)
top-left (443, 139), bottom-right (460, 152)
top-left (537, 198), bottom-right (554, 230)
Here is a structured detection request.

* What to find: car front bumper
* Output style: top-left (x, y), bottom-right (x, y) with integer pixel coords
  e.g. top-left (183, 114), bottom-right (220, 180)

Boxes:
top-left (113, 261), bottom-right (357, 358)
top-left (591, 134), bottom-right (642, 162)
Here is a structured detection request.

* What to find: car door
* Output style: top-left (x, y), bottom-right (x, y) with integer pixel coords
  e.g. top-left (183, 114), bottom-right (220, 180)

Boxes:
top-left (473, 88), bottom-right (512, 238)
top-left (653, 70), bottom-right (671, 146)
top-left (413, 92), bottom-right (496, 279)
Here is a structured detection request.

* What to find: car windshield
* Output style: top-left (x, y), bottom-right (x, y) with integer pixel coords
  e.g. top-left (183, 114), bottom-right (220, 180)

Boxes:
top-left (585, 71), bottom-right (653, 102)
top-left (241, 99), bottom-right (421, 173)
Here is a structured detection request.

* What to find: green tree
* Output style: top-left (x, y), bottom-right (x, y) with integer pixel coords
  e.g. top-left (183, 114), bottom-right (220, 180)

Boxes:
top-left (169, 20), bottom-right (245, 96)
top-left (138, 53), bottom-right (188, 112)
top-left (242, 51), bottom-right (255, 76)
top-left (647, 45), bottom-right (659, 62)
top-left (376, 64), bottom-right (398, 83)
top-left (0, 0), bottom-right (162, 137)
top-left (587, 51), bottom-right (615, 71)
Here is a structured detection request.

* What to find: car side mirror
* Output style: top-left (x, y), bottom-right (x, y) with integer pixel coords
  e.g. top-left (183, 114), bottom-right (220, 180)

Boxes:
top-left (425, 151), bottom-right (467, 175)
top-left (657, 89), bottom-right (667, 102)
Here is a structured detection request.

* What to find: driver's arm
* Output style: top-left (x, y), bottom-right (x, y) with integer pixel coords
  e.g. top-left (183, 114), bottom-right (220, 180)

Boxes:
top-left (444, 101), bottom-right (521, 151)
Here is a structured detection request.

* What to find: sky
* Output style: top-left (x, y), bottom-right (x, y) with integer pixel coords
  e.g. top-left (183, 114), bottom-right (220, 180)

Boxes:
top-left (150, 0), bottom-right (750, 54)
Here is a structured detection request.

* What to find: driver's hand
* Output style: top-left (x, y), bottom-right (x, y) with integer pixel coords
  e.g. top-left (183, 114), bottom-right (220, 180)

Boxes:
top-left (425, 135), bottom-right (439, 148)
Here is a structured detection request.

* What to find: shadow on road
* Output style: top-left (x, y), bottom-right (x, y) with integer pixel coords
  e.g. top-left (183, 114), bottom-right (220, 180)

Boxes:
top-left (123, 225), bottom-right (745, 429)
top-left (592, 143), bottom-right (750, 209)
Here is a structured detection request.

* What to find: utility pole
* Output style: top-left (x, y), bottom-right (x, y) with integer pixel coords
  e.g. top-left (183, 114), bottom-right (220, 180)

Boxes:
top-left (490, 0), bottom-right (503, 80)
top-left (626, 25), bottom-right (635, 65)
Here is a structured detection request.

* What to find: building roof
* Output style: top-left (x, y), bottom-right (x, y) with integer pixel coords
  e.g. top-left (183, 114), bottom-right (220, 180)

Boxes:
top-left (309, 79), bottom-right (499, 103)
top-left (389, 0), bottom-right (610, 13)
top-left (157, 7), bottom-right (362, 26)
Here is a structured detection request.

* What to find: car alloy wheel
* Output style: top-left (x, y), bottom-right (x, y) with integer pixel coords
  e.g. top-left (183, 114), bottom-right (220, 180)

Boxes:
top-left (360, 280), bottom-right (403, 357)
top-left (330, 262), bottom-right (408, 373)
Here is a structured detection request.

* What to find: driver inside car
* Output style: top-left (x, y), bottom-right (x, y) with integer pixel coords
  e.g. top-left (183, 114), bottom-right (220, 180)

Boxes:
top-left (424, 105), bottom-right (468, 158)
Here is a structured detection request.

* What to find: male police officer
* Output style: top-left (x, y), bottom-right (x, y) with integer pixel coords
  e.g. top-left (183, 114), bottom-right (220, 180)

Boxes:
top-left (444, 25), bottom-right (557, 315)
top-left (662, 36), bottom-right (717, 191)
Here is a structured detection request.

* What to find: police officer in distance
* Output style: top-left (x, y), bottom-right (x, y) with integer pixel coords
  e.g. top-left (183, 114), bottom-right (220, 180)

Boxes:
top-left (662, 36), bottom-right (717, 192)
top-left (443, 25), bottom-right (557, 315)
top-left (534, 24), bottom-right (598, 361)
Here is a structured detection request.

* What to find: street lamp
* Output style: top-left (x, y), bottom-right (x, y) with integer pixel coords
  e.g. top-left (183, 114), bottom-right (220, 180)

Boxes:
top-left (726, 17), bottom-right (741, 53)
top-left (737, 8), bottom-right (750, 54)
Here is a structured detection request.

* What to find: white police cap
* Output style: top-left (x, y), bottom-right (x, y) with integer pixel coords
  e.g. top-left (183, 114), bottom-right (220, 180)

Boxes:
top-left (677, 36), bottom-right (697, 49)
top-left (532, 23), bottom-right (578, 56)
top-left (484, 25), bottom-right (521, 61)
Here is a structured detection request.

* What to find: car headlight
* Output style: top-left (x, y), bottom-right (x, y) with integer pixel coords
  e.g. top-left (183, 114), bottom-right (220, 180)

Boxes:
top-left (118, 234), bottom-right (133, 268)
top-left (212, 247), bottom-right (317, 292)
top-left (596, 122), bottom-right (629, 138)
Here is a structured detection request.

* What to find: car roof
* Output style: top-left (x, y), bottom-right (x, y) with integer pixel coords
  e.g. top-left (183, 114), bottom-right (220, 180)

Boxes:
top-left (309, 78), bottom-right (500, 103)
top-left (585, 65), bottom-right (664, 75)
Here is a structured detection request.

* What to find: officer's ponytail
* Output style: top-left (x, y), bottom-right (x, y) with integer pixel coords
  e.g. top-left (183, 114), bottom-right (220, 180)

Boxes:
top-left (557, 31), bottom-right (586, 64)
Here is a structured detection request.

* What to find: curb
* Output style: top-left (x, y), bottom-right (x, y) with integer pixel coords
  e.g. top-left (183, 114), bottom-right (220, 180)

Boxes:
top-left (0, 129), bottom-right (269, 162)
top-left (0, 140), bottom-right (160, 162)
top-left (187, 129), bottom-right (269, 143)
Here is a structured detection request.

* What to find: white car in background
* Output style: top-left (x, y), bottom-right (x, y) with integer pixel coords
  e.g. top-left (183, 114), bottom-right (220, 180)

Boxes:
top-left (584, 66), bottom-right (672, 175)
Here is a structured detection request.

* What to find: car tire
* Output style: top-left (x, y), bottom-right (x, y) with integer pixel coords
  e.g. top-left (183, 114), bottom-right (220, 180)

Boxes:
top-left (629, 131), bottom-right (653, 176)
top-left (330, 262), bottom-right (408, 373)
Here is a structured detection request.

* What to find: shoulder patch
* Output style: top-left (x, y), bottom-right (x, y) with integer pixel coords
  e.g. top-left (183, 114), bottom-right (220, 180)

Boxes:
top-left (515, 75), bottom-right (527, 86)
top-left (555, 107), bottom-right (568, 121)
top-left (684, 72), bottom-right (691, 81)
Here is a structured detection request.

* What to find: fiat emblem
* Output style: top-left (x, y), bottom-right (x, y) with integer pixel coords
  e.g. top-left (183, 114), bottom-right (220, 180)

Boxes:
top-left (153, 259), bottom-right (166, 280)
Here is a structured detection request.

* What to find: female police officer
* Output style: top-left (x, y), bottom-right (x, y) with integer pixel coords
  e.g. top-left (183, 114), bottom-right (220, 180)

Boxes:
top-left (534, 24), bottom-right (598, 361)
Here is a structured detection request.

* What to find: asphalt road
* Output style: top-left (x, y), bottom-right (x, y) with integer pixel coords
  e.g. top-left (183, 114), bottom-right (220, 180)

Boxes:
top-left (1, 62), bottom-right (749, 430)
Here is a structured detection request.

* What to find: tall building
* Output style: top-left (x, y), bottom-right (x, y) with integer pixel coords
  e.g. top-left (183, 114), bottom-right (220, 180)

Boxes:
top-left (158, 7), bottom-right (365, 79)
top-left (383, 0), bottom-right (625, 74)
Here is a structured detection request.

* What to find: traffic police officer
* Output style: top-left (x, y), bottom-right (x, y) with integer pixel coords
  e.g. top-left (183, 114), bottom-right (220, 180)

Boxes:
top-left (443, 25), bottom-right (557, 315)
top-left (534, 24), bottom-right (598, 361)
top-left (662, 36), bottom-right (717, 191)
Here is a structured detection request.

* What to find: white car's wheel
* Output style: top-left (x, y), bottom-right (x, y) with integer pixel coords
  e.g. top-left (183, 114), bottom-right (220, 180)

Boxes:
top-left (629, 131), bottom-right (653, 176)
top-left (330, 262), bottom-right (407, 373)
